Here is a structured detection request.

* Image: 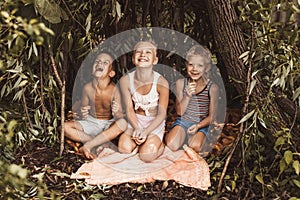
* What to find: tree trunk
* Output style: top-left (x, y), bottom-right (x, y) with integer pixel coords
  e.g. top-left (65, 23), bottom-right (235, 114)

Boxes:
top-left (205, 0), bottom-right (286, 132)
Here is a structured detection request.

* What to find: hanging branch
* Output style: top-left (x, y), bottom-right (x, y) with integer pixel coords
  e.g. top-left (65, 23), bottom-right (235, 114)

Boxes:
top-left (59, 78), bottom-right (66, 156)
top-left (50, 55), bottom-right (63, 88)
top-left (39, 46), bottom-right (46, 130)
top-left (217, 23), bottom-right (255, 194)
top-left (50, 54), bottom-right (66, 156)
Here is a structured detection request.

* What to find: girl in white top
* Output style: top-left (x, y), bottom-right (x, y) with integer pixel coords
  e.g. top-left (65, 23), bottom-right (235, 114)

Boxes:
top-left (119, 41), bottom-right (169, 162)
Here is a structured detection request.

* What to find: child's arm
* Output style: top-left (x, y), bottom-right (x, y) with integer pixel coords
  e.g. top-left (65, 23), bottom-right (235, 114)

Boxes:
top-left (80, 84), bottom-right (91, 119)
top-left (119, 75), bottom-right (139, 130)
top-left (175, 78), bottom-right (193, 116)
top-left (111, 86), bottom-right (123, 120)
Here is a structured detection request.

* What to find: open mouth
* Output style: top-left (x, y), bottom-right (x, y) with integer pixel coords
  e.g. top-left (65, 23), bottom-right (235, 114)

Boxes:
top-left (190, 72), bottom-right (199, 76)
top-left (138, 58), bottom-right (149, 62)
top-left (96, 67), bottom-right (104, 72)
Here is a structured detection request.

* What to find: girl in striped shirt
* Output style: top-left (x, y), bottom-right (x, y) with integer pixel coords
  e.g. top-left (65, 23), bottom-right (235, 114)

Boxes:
top-left (165, 45), bottom-right (219, 153)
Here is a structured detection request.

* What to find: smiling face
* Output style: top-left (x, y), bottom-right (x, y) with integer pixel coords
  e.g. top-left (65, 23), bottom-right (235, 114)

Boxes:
top-left (132, 41), bottom-right (158, 68)
top-left (92, 53), bottom-right (113, 78)
top-left (186, 55), bottom-right (210, 81)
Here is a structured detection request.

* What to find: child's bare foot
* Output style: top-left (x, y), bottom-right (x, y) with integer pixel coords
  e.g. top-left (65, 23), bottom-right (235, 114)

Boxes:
top-left (79, 145), bottom-right (96, 160)
top-left (95, 145), bottom-right (104, 155)
top-left (66, 139), bottom-right (82, 152)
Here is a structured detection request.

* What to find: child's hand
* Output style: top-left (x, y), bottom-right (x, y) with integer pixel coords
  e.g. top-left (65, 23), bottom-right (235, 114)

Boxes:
top-left (80, 105), bottom-right (91, 119)
top-left (185, 81), bottom-right (196, 97)
top-left (111, 100), bottom-right (119, 116)
top-left (132, 128), bottom-right (147, 145)
top-left (187, 124), bottom-right (198, 135)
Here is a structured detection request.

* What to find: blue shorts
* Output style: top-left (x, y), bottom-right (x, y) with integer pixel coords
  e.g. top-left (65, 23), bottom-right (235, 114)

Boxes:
top-left (171, 118), bottom-right (209, 138)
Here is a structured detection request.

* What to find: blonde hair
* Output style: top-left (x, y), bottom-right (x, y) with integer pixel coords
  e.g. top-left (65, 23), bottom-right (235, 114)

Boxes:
top-left (186, 45), bottom-right (212, 66)
top-left (134, 40), bottom-right (158, 55)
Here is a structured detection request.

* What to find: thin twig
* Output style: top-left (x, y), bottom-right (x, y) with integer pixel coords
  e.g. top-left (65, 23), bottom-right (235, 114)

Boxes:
top-left (59, 41), bottom-right (68, 156)
top-left (49, 53), bottom-right (65, 156)
top-left (59, 81), bottom-right (65, 156)
top-left (39, 46), bottom-right (46, 130)
top-left (50, 55), bottom-right (63, 88)
top-left (217, 22), bottom-right (255, 194)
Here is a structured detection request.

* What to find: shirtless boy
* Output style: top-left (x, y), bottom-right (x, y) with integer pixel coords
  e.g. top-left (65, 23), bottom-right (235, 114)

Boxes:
top-left (62, 52), bottom-right (127, 159)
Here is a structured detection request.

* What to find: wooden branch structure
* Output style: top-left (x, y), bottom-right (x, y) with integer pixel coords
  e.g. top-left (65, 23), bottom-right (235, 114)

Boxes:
top-left (50, 54), bottom-right (65, 156)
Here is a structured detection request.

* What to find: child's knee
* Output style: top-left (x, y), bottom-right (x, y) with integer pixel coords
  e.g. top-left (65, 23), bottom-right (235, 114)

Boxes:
top-left (116, 118), bottom-right (128, 131)
top-left (188, 141), bottom-right (202, 153)
top-left (118, 136), bottom-right (135, 153)
top-left (165, 137), bottom-right (181, 151)
top-left (139, 153), bottom-right (156, 163)
top-left (166, 142), bottom-right (180, 152)
top-left (118, 144), bottom-right (134, 154)
top-left (139, 143), bottom-right (160, 162)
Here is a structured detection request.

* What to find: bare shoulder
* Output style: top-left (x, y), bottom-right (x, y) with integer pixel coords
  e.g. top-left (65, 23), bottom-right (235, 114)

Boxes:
top-left (176, 78), bottom-right (184, 87)
top-left (157, 75), bottom-right (169, 88)
top-left (210, 83), bottom-right (219, 94)
top-left (83, 81), bottom-right (93, 91)
top-left (120, 74), bottom-right (129, 86)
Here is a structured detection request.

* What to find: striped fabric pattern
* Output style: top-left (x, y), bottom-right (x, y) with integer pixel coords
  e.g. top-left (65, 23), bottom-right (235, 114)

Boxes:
top-left (182, 79), bottom-right (212, 123)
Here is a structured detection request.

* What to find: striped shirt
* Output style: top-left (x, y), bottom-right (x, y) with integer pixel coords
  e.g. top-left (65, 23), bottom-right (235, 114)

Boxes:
top-left (182, 79), bottom-right (212, 123)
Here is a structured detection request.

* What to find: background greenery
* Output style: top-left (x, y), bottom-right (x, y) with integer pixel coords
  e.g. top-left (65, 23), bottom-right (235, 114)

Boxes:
top-left (0, 0), bottom-right (299, 199)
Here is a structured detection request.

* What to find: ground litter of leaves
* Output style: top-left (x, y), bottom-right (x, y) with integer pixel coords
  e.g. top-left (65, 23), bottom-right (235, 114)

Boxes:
top-left (14, 141), bottom-right (215, 200)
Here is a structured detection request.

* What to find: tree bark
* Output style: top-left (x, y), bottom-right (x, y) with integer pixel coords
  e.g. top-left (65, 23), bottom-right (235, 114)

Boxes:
top-left (205, 0), bottom-right (286, 132)
top-left (206, 0), bottom-right (247, 89)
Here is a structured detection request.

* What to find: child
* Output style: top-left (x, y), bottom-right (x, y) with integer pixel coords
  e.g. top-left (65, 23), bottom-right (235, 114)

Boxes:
top-left (62, 52), bottom-right (127, 159)
top-left (118, 40), bottom-right (169, 162)
top-left (165, 45), bottom-right (219, 153)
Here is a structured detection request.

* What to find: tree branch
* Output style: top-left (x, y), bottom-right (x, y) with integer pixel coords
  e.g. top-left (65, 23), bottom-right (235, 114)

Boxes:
top-left (50, 55), bottom-right (63, 88)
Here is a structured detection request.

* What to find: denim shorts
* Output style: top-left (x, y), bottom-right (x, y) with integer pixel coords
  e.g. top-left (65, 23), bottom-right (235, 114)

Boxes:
top-left (171, 118), bottom-right (209, 137)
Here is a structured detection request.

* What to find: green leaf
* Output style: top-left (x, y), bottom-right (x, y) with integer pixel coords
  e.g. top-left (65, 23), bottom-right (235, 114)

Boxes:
top-left (1, 11), bottom-right (9, 18)
top-left (266, 184), bottom-right (274, 191)
top-left (280, 159), bottom-right (287, 175)
top-left (116, 1), bottom-right (122, 20)
top-left (249, 79), bottom-right (256, 95)
top-left (239, 51), bottom-right (249, 59)
top-left (284, 150), bottom-right (293, 165)
top-left (274, 136), bottom-right (285, 149)
top-left (85, 13), bottom-right (91, 33)
top-left (35, 0), bottom-right (67, 24)
top-left (255, 174), bottom-right (264, 184)
top-left (33, 42), bottom-right (38, 56)
top-left (258, 115), bottom-right (267, 129)
top-left (137, 185), bottom-right (143, 192)
top-left (292, 87), bottom-right (300, 101)
top-left (292, 179), bottom-right (300, 188)
top-left (237, 109), bottom-right (255, 124)
top-left (231, 180), bottom-right (236, 191)
top-left (293, 160), bottom-right (300, 175)
top-left (271, 77), bottom-right (280, 87)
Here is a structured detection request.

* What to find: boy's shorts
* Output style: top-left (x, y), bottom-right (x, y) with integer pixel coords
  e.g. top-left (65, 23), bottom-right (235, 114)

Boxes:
top-left (128, 114), bottom-right (165, 141)
top-left (78, 115), bottom-right (114, 137)
top-left (171, 118), bottom-right (209, 138)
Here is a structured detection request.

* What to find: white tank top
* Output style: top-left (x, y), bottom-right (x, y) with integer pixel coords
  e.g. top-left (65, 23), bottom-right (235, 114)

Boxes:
top-left (129, 71), bottom-right (160, 116)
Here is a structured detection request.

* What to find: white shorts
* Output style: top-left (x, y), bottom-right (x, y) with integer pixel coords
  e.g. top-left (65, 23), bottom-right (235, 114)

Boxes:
top-left (78, 115), bottom-right (114, 137)
top-left (128, 114), bottom-right (165, 141)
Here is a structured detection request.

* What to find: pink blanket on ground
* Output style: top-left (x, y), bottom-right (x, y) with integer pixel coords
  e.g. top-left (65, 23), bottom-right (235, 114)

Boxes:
top-left (71, 146), bottom-right (211, 190)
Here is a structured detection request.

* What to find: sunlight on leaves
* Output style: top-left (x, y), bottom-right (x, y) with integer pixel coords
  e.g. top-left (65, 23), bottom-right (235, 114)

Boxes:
top-left (284, 150), bottom-right (293, 165)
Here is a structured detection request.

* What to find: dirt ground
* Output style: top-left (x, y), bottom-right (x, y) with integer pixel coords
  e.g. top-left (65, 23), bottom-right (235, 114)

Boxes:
top-left (13, 103), bottom-right (241, 199)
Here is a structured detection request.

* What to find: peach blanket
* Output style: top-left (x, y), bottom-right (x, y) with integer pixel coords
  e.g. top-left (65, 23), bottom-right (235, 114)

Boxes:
top-left (71, 145), bottom-right (211, 190)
